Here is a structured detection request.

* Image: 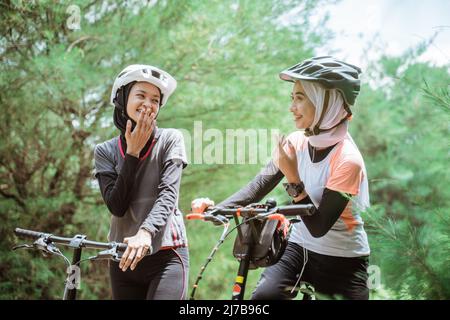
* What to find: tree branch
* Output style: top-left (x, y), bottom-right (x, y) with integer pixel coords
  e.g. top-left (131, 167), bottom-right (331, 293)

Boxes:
top-left (0, 188), bottom-right (26, 210)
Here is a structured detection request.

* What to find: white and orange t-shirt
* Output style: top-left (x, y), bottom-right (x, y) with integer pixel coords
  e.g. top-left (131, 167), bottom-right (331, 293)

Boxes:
top-left (287, 131), bottom-right (370, 257)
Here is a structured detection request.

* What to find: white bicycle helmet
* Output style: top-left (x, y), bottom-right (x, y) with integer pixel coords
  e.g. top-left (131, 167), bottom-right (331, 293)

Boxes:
top-left (110, 64), bottom-right (177, 108)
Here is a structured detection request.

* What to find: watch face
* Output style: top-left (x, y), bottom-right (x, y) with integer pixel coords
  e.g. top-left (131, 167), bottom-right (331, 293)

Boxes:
top-left (285, 182), bottom-right (304, 197)
top-left (288, 187), bottom-right (299, 197)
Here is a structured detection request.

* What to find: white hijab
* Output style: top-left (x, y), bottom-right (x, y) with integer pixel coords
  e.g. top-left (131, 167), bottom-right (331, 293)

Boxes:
top-left (300, 80), bottom-right (351, 148)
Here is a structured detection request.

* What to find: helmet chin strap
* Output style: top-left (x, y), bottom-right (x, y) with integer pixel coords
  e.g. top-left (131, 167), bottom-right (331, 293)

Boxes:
top-left (304, 90), bottom-right (352, 137)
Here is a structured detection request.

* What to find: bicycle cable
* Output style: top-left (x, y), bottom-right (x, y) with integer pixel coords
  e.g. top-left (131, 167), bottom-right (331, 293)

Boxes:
top-left (190, 219), bottom-right (230, 299)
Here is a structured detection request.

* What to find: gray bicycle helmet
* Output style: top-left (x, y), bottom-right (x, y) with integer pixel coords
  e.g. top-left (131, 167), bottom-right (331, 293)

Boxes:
top-left (279, 56), bottom-right (362, 106)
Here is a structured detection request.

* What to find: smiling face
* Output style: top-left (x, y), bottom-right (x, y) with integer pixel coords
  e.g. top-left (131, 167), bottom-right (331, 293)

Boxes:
top-left (290, 81), bottom-right (316, 130)
top-left (126, 82), bottom-right (161, 122)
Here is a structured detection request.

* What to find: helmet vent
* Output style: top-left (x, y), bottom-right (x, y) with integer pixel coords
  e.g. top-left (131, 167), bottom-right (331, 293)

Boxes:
top-left (288, 62), bottom-right (303, 71)
top-left (322, 62), bottom-right (341, 67)
top-left (151, 70), bottom-right (161, 79)
top-left (305, 65), bottom-right (322, 74)
top-left (324, 73), bottom-right (343, 81)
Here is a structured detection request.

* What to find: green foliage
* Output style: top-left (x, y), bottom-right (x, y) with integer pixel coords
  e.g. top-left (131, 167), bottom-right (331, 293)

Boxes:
top-left (354, 57), bottom-right (450, 299)
top-left (1, 0), bottom-right (448, 300)
top-left (0, 0), bottom-right (327, 299)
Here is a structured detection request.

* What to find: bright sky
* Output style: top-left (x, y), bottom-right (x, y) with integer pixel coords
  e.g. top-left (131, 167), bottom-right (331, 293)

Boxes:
top-left (313, 0), bottom-right (450, 68)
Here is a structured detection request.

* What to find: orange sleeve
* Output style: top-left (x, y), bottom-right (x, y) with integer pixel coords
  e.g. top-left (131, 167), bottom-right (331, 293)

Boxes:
top-left (326, 159), bottom-right (363, 195)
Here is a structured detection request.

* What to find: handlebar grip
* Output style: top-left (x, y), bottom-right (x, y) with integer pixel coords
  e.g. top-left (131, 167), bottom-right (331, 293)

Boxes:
top-left (186, 213), bottom-right (205, 220)
top-left (278, 204), bottom-right (315, 216)
top-left (14, 228), bottom-right (44, 239)
top-left (268, 213), bottom-right (287, 222)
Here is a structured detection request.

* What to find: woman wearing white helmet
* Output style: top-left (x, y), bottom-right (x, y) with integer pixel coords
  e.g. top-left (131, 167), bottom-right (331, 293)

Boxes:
top-left (192, 56), bottom-right (371, 300)
top-left (94, 65), bottom-right (189, 299)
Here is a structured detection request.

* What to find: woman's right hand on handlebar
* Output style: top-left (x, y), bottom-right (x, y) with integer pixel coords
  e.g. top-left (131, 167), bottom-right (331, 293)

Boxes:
top-left (191, 197), bottom-right (215, 213)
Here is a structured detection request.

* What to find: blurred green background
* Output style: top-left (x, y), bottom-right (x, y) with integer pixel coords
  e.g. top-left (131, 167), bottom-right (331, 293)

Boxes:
top-left (1, 0), bottom-right (449, 299)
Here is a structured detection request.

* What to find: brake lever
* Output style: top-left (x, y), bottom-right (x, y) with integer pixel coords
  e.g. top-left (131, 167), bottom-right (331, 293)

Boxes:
top-left (289, 217), bottom-right (303, 224)
top-left (201, 207), bottom-right (230, 226)
top-left (91, 243), bottom-right (123, 262)
top-left (34, 237), bottom-right (61, 257)
top-left (12, 244), bottom-right (34, 251)
top-left (204, 207), bottom-right (220, 216)
top-left (12, 234), bottom-right (58, 255)
top-left (255, 208), bottom-right (278, 219)
top-left (206, 214), bottom-right (229, 226)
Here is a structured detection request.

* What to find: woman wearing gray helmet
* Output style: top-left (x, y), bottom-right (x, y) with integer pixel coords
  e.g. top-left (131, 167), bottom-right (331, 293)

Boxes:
top-left (192, 56), bottom-right (371, 300)
top-left (94, 65), bottom-right (189, 299)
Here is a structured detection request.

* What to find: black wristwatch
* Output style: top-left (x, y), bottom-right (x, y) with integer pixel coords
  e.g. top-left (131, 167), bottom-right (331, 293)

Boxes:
top-left (283, 182), bottom-right (305, 198)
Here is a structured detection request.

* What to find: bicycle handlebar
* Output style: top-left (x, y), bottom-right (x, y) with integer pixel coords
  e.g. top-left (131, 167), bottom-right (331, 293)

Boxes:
top-left (186, 202), bottom-right (315, 300)
top-left (187, 203), bottom-right (315, 221)
top-left (14, 228), bottom-right (128, 252)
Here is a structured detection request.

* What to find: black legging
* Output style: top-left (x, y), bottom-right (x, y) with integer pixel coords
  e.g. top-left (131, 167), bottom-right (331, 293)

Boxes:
top-left (109, 246), bottom-right (189, 300)
top-left (252, 242), bottom-right (369, 300)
